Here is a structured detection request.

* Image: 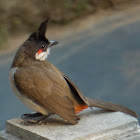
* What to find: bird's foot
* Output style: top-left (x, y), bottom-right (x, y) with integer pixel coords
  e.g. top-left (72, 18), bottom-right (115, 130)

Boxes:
top-left (21, 115), bottom-right (50, 126)
top-left (21, 120), bottom-right (41, 126)
top-left (21, 112), bottom-right (43, 119)
top-left (76, 116), bottom-right (80, 120)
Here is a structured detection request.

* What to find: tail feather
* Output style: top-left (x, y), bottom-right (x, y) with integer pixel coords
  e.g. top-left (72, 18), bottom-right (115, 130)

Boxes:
top-left (86, 97), bottom-right (138, 118)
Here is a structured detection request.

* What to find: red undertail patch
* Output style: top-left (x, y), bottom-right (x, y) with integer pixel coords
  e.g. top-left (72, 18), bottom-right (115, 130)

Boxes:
top-left (75, 105), bottom-right (88, 114)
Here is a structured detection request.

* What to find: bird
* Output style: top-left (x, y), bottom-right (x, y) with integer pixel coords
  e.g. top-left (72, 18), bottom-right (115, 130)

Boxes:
top-left (9, 19), bottom-right (138, 125)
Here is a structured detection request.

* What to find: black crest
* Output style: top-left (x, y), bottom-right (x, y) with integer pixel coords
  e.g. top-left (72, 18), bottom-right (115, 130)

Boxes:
top-left (38, 19), bottom-right (49, 37)
top-left (28, 19), bottom-right (49, 43)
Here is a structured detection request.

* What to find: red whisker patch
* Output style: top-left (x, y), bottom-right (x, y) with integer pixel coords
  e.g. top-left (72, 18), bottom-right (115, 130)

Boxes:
top-left (37, 49), bottom-right (43, 55)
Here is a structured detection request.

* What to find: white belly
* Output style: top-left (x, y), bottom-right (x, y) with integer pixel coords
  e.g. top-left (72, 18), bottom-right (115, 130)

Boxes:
top-left (9, 67), bottom-right (52, 115)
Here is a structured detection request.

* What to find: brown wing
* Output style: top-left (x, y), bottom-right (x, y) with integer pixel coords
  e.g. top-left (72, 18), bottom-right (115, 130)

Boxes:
top-left (61, 72), bottom-right (90, 107)
top-left (14, 66), bottom-right (78, 124)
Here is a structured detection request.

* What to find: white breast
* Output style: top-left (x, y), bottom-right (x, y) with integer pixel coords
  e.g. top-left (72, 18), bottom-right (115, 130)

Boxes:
top-left (9, 67), bottom-right (52, 115)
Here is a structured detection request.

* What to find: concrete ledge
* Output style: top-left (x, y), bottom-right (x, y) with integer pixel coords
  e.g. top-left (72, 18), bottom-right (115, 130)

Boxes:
top-left (0, 108), bottom-right (140, 140)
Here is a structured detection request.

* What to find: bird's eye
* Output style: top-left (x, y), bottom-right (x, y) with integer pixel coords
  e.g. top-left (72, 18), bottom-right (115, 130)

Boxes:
top-left (42, 45), bottom-right (46, 49)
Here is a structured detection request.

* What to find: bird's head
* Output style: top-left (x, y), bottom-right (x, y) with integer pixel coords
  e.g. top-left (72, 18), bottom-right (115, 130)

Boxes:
top-left (11, 19), bottom-right (58, 68)
top-left (26, 19), bottom-right (58, 61)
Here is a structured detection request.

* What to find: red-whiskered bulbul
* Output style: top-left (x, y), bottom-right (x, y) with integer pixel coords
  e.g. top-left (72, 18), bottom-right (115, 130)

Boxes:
top-left (9, 19), bottom-right (138, 125)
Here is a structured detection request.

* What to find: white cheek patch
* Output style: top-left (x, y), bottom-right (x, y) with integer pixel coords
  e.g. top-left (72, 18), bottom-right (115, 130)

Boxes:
top-left (35, 51), bottom-right (46, 60)
top-left (39, 52), bottom-right (48, 61)
top-left (35, 48), bottom-right (50, 61)
top-left (47, 48), bottom-right (50, 56)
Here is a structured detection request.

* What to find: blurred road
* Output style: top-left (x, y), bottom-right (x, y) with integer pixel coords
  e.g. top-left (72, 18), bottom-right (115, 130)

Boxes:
top-left (1, 6), bottom-right (140, 130)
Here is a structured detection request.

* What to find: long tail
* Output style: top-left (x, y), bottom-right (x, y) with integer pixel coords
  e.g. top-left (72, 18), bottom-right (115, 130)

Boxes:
top-left (86, 97), bottom-right (138, 118)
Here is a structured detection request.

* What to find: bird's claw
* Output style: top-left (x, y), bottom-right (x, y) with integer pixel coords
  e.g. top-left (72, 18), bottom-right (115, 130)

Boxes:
top-left (20, 120), bottom-right (41, 126)
top-left (76, 116), bottom-right (80, 120)
top-left (21, 112), bottom-right (43, 119)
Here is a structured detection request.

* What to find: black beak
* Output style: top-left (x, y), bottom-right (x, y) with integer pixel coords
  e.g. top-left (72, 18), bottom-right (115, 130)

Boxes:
top-left (48, 40), bottom-right (58, 47)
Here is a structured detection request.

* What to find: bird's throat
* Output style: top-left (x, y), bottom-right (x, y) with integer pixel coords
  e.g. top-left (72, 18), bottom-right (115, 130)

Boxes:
top-left (35, 48), bottom-right (50, 61)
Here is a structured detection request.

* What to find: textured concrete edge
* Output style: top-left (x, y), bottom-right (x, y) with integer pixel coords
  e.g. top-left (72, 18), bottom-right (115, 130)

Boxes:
top-left (0, 120), bottom-right (139, 140)
top-left (118, 130), bottom-right (140, 140)
top-left (0, 130), bottom-right (20, 140)
top-left (75, 121), bottom-right (140, 140)
top-left (6, 121), bottom-right (49, 140)
top-left (0, 129), bottom-right (49, 140)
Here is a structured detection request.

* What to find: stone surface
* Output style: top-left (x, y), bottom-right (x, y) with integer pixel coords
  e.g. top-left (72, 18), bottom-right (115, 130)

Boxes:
top-left (118, 130), bottom-right (140, 140)
top-left (0, 130), bottom-right (20, 140)
top-left (0, 108), bottom-right (139, 140)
